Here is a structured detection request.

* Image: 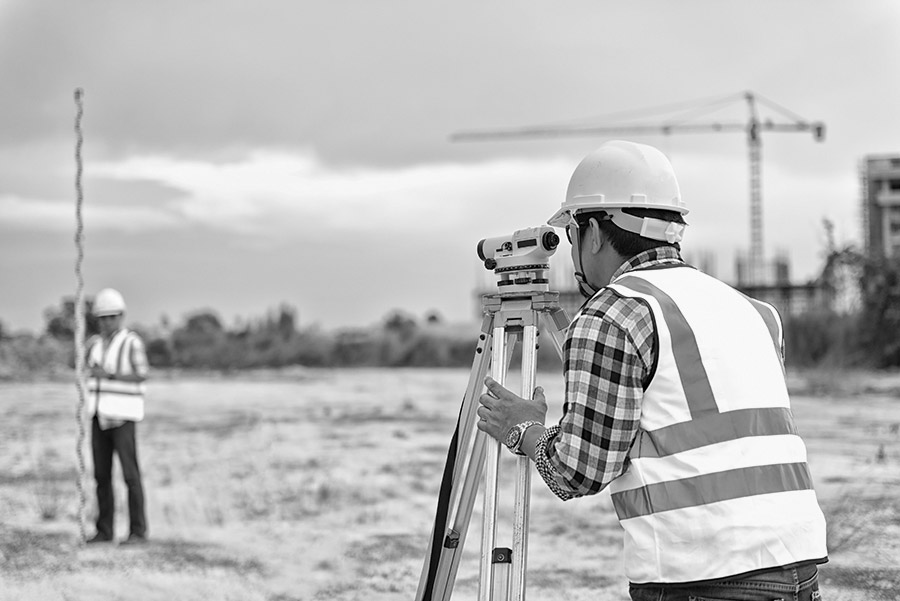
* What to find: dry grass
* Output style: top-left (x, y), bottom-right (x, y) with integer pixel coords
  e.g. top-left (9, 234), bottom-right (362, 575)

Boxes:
top-left (0, 367), bottom-right (899, 600)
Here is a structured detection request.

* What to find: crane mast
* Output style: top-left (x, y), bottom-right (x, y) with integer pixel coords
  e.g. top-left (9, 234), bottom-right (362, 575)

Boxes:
top-left (451, 91), bottom-right (825, 286)
top-left (747, 92), bottom-right (764, 285)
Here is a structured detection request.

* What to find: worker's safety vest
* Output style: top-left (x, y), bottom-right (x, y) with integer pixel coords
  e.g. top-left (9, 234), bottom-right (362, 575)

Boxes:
top-left (606, 265), bottom-right (827, 584)
top-left (86, 329), bottom-right (146, 422)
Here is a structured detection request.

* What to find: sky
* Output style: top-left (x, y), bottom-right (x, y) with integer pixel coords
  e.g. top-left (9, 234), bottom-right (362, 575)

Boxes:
top-left (1, 0), bottom-right (898, 333)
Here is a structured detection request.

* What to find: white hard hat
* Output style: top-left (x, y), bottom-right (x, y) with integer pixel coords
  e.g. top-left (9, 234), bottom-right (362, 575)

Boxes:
top-left (93, 288), bottom-right (127, 316)
top-left (547, 140), bottom-right (689, 243)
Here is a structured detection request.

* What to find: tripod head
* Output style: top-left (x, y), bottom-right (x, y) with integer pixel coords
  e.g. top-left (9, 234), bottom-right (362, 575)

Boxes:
top-left (477, 225), bottom-right (559, 295)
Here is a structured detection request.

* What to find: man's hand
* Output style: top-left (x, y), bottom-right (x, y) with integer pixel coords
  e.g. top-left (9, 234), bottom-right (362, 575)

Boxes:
top-left (476, 376), bottom-right (548, 442)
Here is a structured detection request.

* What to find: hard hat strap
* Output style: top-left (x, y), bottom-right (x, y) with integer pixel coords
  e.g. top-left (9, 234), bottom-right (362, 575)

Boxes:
top-left (569, 222), bottom-right (600, 299)
top-left (604, 209), bottom-right (685, 244)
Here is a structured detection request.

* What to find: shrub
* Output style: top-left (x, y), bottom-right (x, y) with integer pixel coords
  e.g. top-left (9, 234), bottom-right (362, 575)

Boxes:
top-left (0, 336), bottom-right (69, 378)
top-left (784, 311), bottom-right (862, 368)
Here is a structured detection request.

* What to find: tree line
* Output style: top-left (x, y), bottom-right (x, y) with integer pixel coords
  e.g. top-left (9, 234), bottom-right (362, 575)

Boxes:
top-left (0, 302), bottom-right (492, 374)
top-left (1, 246), bottom-right (898, 377)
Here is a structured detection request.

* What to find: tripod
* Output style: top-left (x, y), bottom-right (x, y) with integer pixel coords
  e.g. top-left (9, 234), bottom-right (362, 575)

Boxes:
top-left (416, 289), bottom-right (569, 601)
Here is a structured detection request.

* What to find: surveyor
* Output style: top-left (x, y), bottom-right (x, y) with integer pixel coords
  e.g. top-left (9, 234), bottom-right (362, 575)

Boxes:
top-left (85, 287), bottom-right (150, 545)
top-left (476, 140), bottom-right (827, 600)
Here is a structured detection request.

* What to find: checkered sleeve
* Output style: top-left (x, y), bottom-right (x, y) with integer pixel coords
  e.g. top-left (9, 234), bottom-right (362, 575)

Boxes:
top-left (534, 290), bottom-right (655, 500)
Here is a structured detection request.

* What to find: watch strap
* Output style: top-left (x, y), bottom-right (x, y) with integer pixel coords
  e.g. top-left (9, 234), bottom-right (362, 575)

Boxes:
top-left (507, 420), bottom-right (542, 456)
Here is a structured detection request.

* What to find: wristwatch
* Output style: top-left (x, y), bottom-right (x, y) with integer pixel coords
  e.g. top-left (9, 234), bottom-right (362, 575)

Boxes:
top-left (504, 421), bottom-right (542, 456)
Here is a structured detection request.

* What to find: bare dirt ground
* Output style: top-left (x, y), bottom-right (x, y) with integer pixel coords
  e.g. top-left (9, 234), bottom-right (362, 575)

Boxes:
top-left (1, 367), bottom-right (899, 600)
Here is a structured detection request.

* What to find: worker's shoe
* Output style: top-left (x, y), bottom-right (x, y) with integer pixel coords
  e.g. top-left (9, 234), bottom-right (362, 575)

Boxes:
top-left (119, 533), bottom-right (147, 546)
top-left (86, 533), bottom-right (113, 544)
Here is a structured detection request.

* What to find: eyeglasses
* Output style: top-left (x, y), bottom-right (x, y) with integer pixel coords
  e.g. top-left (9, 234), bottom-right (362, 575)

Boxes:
top-left (565, 224), bottom-right (579, 244)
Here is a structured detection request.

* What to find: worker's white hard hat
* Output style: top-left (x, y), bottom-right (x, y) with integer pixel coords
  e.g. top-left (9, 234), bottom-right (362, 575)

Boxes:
top-left (547, 140), bottom-right (689, 243)
top-left (93, 288), bottom-right (127, 316)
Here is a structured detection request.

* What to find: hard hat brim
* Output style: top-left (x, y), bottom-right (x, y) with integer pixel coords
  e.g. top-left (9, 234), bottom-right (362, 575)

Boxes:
top-left (548, 202), bottom-right (689, 229)
top-left (546, 207), bottom-right (572, 228)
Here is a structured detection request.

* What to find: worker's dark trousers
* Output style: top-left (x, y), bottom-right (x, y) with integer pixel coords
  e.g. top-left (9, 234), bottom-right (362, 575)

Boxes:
top-left (629, 562), bottom-right (821, 601)
top-left (91, 416), bottom-right (147, 539)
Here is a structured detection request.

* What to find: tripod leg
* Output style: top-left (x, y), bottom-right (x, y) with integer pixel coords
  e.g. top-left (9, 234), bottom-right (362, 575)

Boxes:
top-left (418, 296), bottom-right (561, 601)
top-left (510, 319), bottom-right (539, 601)
top-left (417, 314), bottom-right (495, 601)
top-left (417, 319), bottom-right (521, 601)
top-left (479, 324), bottom-right (517, 601)
top-left (444, 330), bottom-right (520, 601)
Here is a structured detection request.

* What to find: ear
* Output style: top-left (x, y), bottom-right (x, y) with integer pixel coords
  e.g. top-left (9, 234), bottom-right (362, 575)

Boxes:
top-left (587, 217), bottom-right (605, 254)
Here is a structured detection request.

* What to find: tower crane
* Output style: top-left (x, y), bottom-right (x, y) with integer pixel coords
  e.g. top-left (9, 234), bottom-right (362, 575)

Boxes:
top-left (451, 91), bottom-right (825, 286)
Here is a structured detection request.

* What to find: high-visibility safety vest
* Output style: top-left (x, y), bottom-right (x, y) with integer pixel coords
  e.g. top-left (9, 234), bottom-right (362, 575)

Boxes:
top-left (86, 329), bottom-right (146, 422)
top-left (606, 265), bottom-right (827, 584)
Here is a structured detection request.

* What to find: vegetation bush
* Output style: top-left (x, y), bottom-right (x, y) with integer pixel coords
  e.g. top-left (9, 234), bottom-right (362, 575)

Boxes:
top-left (787, 247), bottom-right (900, 370)
top-left (783, 311), bottom-right (861, 369)
top-left (0, 335), bottom-right (69, 379)
top-left (855, 254), bottom-right (900, 367)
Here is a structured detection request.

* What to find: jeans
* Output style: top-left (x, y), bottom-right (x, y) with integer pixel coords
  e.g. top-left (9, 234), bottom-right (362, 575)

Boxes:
top-left (629, 563), bottom-right (821, 601)
top-left (91, 416), bottom-right (147, 539)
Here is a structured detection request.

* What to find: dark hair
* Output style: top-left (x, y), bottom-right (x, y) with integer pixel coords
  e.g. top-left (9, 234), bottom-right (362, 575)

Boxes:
top-left (575, 207), bottom-right (686, 258)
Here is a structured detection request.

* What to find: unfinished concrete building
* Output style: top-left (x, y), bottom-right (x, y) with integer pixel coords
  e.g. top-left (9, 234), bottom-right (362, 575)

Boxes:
top-left (861, 153), bottom-right (900, 259)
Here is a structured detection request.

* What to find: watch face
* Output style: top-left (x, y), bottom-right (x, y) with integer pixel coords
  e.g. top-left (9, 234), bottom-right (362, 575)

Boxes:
top-left (505, 426), bottom-right (521, 450)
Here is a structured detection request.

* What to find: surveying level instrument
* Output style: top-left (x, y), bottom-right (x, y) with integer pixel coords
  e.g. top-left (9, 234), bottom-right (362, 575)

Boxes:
top-left (416, 226), bottom-right (570, 601)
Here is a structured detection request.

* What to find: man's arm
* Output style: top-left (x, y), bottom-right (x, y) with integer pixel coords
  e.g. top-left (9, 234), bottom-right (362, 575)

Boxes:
top-left (477, 318), bottom-right (643, 501)
top-left (477, 294), bottom-right (654, 501)
top-left (532, 310), bottom-right (647, 500)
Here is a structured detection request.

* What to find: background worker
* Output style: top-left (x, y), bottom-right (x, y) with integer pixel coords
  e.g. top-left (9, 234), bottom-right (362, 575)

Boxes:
top-left (85, 288), bottom-right (150, 545)
top-left (476, 140), bottom-right (828, 600)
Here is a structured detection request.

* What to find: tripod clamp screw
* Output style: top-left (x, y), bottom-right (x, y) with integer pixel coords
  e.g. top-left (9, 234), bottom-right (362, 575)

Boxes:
top-left (491, 547), bottom-right (512, 564)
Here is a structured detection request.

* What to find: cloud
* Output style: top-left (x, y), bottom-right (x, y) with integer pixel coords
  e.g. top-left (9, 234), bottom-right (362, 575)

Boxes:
top-left (0, 194), bottom-right (184, 232)
top-left (5, 144), bottom-right (854, 284)
top-left (82, 150), bottom-right (574, 238)
top-left (3, 147), bottom-right (574, 240)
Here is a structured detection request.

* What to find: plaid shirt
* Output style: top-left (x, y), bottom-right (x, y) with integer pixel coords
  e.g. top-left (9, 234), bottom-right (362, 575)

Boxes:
top-left (534, 246), bottom-right (686, 500)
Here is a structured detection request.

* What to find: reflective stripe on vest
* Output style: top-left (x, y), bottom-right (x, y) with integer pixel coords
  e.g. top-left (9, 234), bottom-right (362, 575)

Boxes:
top-left (87, 329), bottom-right (145, 421)
top-left (632, 406), bottom-right (799, 459)
top-left (606, 266), bottom-right (826, 583)
top-left (613, 461), bottom-right (813, 519)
